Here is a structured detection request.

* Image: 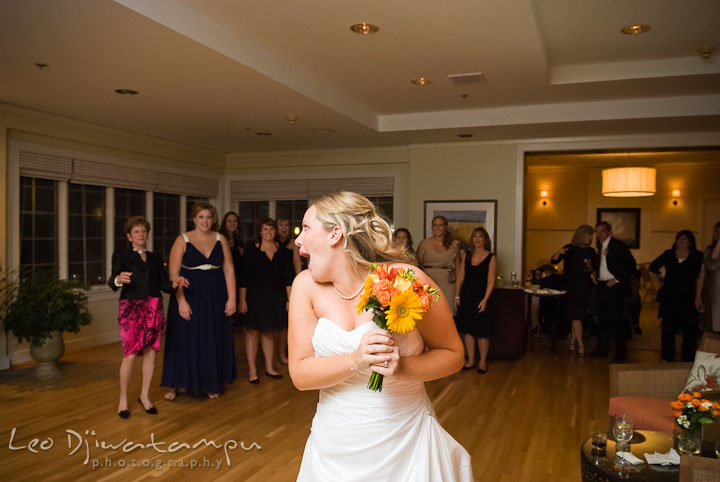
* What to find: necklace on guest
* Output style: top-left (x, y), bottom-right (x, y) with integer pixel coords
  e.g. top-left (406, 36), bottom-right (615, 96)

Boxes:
top-left (333, 282), bottom-right (365, 300)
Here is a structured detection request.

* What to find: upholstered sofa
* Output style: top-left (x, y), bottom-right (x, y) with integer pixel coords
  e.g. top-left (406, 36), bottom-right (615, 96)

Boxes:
top-left (608, 333), bottom-right (720, 433)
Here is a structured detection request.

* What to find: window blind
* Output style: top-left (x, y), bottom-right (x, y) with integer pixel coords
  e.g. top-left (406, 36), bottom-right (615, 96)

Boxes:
top-left (231, 179), bottom-right (309, 201)
top-left (19, 151), bottom-right (72, 181)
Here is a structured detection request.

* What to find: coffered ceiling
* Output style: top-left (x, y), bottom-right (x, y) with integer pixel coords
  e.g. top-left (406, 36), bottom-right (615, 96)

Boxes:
top-left (1, 0), bottom-right (718, 153)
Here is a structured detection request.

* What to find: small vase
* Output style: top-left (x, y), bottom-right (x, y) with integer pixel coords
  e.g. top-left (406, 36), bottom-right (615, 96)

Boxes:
top-left (676, 426), bottom-right (702, 455)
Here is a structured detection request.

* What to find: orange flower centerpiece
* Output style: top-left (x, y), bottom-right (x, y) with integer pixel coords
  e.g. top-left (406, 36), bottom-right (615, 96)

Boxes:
top-left (670, 391), bottom-right (720, 455)
top-left (356, 264), bottom-right (439, 392)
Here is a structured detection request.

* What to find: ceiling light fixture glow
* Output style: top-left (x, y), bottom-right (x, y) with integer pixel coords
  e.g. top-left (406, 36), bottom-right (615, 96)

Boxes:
top-left (602, 167), bottom-right (656, 197)
top-left (349, 22), bottom-right (379, 35)
top-left (621, 24), bottom-right (651, 35)
top-left (115, 89), bottom-right (139, 95)
top-left (411, 77), bottom-right (432, 85)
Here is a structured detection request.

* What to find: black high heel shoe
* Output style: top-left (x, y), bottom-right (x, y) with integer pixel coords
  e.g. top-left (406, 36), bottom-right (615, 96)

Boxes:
top-left (265, 371), bottom-right (283, 380)
top-left (118, 410), bottom-right (130, 419)
top-left (138, 398), bottom-right (158, 415)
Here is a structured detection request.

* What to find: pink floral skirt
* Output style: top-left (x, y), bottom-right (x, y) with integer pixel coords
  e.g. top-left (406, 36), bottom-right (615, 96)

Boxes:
top-left (118, 297), bottom-right (166, 357)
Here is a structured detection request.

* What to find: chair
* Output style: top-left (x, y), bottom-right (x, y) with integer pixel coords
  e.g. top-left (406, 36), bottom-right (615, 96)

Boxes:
top-left (680, 454), bottom-right (720, 481)
top-left (639, 262), bottom-right (658, 303)
top-left (609, 333), bottom-right (720, 432)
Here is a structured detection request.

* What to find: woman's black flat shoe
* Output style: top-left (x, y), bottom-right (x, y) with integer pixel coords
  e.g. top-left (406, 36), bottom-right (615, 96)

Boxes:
top-left (118, 410), bottom-right (130, 419)
top-left (265, 372), bottom-right (283, 380)
top-left (249, 378), bottom-right (260, 384)
top-left (462, 365), bottom-right (475, 371)
top-left (138, 398), bottom-right (158, 415)
top-left (477, 368), bottom-right (487, 374)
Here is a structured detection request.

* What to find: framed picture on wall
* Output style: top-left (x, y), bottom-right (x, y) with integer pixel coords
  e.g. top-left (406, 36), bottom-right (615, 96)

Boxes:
top-left (596, 208), bottom-right (640, 249)
top-left (424, 200), bottom-right (497, 251)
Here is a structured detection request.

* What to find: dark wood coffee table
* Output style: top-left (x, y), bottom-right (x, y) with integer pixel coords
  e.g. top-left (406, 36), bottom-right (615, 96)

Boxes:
top-left (580, 430), bottom-right (679, 482)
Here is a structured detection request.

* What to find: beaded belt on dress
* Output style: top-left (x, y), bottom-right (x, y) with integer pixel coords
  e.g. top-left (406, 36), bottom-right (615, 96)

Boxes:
top-left (182, 264), bottom-right (221, 270)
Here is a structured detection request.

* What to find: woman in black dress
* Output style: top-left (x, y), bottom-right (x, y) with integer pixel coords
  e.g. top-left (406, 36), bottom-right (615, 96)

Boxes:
top-left (650, 230), bottom-right (704, 362)
top-left (239, 218), bottom-right (295, 383)
top-left (550, 225), bottom-right (598, 357)
top-left (454, 227), bottom-right (497, 373)
top-left (109, 216), bottom-right (182, 418)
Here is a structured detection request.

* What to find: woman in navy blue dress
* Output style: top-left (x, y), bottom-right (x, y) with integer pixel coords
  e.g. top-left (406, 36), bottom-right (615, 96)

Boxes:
top-left (161, 202), bottom-right (238, 399)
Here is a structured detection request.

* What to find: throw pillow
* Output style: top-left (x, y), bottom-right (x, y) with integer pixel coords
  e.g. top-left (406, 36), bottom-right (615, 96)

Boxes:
top-left (683, 350), bottom-right (720, 392)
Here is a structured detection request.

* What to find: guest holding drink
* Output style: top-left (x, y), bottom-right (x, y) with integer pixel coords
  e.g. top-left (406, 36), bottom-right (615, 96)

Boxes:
top-left (697, 221), bottom-right (720, 332)
top-left (551, 225), bottom-right (598, 357)
top-left (454, 227), bottom-right (497, 373)
top-left (109, 216), bottom-right (182, 418)
top-left (161, 203), bottom-right (237, 400)
top-left (650, 230), bottom-right (704, 362)
top-left (417, 216), bottom-right (461, 315)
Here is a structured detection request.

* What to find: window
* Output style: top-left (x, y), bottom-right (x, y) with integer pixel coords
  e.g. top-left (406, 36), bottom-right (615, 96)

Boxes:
top-left (19, 177), bottom-right (58, 275)
top-left (276, 200), bottom-right (307, 238)
top-left (68, 183), bottom-right (105, 285)
top-left (114, 188), bottom-right (146, 252)
top-left (367, 196), bottom-right (394, 226)
top-left (186, 196), bottom-right (209, 231)
top-left (153, 193), bottom-right (180, 262)
top-left (238, 201), bottom-right (269, 247)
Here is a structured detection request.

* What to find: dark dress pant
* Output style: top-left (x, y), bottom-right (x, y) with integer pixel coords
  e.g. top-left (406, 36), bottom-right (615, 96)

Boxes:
top-left (595, 282), bottom-right (627, 361)
top-left (661, 307), bottom-right (698, 362)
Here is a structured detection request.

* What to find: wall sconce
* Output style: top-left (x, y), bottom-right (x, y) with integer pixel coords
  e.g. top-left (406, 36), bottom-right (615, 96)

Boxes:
top-left (540, 190), bottom-right (549, 206)
top-left (672, 189), bottom-right (681, 206)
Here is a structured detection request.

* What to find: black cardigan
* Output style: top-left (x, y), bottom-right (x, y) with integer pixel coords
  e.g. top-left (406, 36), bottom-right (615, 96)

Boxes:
top-left (108, 249), bottom-right (172, 300)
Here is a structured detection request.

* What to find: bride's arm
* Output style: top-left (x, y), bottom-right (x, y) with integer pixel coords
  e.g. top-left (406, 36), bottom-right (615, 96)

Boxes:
top-left (381, 265), bottom-right (465, 382)
top-left (288, 270), bottom-right (394, 391)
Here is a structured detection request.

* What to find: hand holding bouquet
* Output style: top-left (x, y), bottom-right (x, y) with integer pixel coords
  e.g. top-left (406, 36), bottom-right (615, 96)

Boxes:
top-left (356, 264), bottom-right (439, 392)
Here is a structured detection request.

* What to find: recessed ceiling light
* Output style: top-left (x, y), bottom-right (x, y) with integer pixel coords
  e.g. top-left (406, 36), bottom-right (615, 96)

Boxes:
top-left (349, 22), bottom-right (379, 35)
top-left (457, 133), bottom-right (473, 138)
top-left (115, 89), bottom-right (139, 95)
top-left (33, 62), bottom-right (49, 70)
top-left (621, 24), bottom-right (651, 35)
top-left (411, 77), bottom-right (433, 85)
top-left (255, 132), bottom-right (272, 136)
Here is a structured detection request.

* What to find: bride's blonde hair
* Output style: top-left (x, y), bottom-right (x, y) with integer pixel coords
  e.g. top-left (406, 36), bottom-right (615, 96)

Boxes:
top-left (312, 192), bottom-right (415, 273)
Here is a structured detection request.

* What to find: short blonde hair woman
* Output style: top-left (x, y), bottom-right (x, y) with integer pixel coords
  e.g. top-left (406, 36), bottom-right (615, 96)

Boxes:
top-left (289, 192), bottom-right (472, 481)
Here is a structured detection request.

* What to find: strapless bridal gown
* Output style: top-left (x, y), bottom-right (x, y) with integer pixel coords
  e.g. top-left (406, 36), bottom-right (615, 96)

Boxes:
top-left (297, 318), bottom-right (473, 482)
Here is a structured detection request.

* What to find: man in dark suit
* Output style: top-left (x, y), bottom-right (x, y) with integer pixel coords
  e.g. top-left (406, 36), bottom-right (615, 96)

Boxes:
top-left (592, 221), bottom-right (637, 362)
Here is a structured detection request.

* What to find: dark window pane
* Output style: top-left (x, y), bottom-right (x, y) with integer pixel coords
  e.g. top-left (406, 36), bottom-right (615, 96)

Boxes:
top-left (86, 216), bottom-right (103, 238)
top-left (86, 239), bottom-right (104, 261)
top-left (35, 214), bottom-right (55, 238)
top-left (68, 263), bottom-right (83, 283)
top-left (68, 240), bottom-right (84, 263)
top-left (86, 262), bottom-right (104, 285)
top-left (34, 240), bottom-right (56, 264)
top-left (68, 187), bottom-right (82, 212)
top-left (20, 184), bottom-right (32, 209)
top-left (21, 213), bottom-right (33, 238)
top-left (68, 214), bottom-right (83, 236)
top-left (35, 187), bottom-right (55, 212)
top-left (20, 240), bottom-right (33, 265)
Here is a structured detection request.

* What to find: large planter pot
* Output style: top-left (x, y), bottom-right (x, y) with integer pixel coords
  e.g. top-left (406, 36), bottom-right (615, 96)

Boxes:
top-left (29, 332), bottom-right (65, 379)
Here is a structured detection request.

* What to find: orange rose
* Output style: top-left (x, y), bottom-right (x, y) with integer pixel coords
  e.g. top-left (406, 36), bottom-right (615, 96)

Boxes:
top-left (713, 402), bottom-right (720, 410)
top-left (671, 401), bottom-right (685, 410)
top-left (691, 399), bottom-right (702, 407)
top-left (419, 292), bottom-right (432, 312)
top-left (678, 393), bottom-right (694, 402)
top-left (372, 279), bottom-right (393, 297)
top-left (376, 290), bottom-right (392, 306)
top-left (693, 391), bottom-right (703, 399)
top-left (700, 405), bottom-right (710, 412)
top-left (673, 410), bottom-right (683, 417)
top-left (714, 409), bottom-right (720, 417)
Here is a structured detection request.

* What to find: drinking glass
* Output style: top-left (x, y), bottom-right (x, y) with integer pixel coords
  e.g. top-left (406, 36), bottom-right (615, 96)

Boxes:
top-left (612, 414), bottom-right (634, 465)
top-left (591, 431), bottom-right (607, 454)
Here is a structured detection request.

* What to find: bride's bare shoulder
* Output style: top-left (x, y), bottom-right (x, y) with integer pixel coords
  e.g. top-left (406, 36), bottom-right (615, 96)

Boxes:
top-left (291, 269), bottom-right (322, 295)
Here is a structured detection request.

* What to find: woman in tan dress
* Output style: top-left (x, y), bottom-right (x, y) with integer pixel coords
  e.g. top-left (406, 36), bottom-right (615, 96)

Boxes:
top-left (417, 216), bottom-right (461, 315)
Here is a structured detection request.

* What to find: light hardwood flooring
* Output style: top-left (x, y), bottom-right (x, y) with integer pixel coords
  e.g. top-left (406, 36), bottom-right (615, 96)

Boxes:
top-left (0, 301), bottom-right (670, 481)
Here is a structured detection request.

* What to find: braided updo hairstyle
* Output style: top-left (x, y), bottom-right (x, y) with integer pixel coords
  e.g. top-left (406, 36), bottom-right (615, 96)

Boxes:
top-left (312, 192), bottom-right (415, 273)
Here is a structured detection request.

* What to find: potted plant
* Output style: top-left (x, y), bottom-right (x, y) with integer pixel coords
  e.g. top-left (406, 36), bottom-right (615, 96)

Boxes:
top-left (1, 270), bottom-right (92, 379)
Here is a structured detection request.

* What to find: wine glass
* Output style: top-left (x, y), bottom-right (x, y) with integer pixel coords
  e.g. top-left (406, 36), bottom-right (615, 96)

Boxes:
top-left (612, 414), bottom-right (634, 465)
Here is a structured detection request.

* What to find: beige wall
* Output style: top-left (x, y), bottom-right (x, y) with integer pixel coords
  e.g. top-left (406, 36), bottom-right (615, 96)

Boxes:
top-left (1, 106), bottom-right (225, 366)
top-left (526, 162), bottom-right (720, 272)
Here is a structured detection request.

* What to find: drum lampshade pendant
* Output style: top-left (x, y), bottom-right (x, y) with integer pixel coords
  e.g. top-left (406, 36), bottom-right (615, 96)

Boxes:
top-left (601, 167), bottom-right (656, 197)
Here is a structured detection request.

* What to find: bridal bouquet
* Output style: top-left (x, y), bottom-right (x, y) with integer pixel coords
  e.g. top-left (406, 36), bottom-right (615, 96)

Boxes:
top-left (356, 264), bottom-right (439, 392)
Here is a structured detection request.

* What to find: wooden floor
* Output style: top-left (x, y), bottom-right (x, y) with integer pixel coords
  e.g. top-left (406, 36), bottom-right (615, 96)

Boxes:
top-left (0, 302), bottom-right (669, 481)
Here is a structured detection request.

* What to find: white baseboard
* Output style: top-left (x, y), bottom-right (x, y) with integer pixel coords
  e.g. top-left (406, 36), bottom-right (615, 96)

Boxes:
top-left (7, 331), bottom-right (121, 367)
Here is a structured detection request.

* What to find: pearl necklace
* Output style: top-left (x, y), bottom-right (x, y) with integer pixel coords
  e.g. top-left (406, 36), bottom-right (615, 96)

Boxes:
top-left (333, 282), bottom-right (365, 300)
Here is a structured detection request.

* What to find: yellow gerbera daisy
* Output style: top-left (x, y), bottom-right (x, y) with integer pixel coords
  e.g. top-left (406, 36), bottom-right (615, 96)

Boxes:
top-left (386, 290), bottom-right (423, 334)
top-left (356, 276), bottom-right (374, 314)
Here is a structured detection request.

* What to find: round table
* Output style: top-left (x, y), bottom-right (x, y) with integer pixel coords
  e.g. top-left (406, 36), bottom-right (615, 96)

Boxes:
top-left (580, 431), bottom-right (679, 482)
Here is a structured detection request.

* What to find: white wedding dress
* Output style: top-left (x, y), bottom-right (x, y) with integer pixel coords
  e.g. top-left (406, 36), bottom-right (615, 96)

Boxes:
top-left (297, 318), bottom-right (474, 482)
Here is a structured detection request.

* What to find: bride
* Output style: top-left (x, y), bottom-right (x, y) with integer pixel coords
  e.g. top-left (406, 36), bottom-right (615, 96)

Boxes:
top-left (288, 192), bottom-right (473, 481)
